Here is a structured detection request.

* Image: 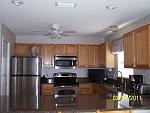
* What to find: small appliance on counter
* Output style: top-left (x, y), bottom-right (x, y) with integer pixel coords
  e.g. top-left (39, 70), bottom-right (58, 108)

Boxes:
top-left (53, 72), bottom-right (79, 106)
top-left (88, 69), bottom-right (105, 83)
top-left (128, 75), bottom-right (150, 95)
top-left (41, 75), bottom-right (53, 84)
top-left (137, 84), bottom-right (150, 94)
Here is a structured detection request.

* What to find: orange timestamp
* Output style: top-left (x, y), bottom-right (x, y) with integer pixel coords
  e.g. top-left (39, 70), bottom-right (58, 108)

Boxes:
top-left (112, 95), bottom-right (142, 101)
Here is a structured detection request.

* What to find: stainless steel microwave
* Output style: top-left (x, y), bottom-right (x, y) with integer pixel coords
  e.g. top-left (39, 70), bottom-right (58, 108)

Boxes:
top-left (54, 56), bottom-right (77, 69)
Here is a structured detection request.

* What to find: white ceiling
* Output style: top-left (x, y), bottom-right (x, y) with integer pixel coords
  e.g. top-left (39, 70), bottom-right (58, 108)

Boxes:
top-left (1, 0), bottom-right (150, 39)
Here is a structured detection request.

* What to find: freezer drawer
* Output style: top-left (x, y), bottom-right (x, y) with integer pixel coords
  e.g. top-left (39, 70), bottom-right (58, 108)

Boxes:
top-left (11, 76), bottom-right (40, 96)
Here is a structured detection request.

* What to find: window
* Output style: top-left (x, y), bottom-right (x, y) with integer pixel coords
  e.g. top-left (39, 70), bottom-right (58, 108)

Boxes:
top-left (117, 51), bottom-right (133, 78)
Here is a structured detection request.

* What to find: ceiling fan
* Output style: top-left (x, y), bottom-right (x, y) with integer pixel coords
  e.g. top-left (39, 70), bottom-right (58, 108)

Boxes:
top-left (34, 24), bottom-right (76, 39)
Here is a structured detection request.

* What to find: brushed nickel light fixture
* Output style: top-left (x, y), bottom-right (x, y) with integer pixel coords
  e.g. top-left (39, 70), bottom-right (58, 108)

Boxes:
top-left (106, 4), bottom-right (117, 10)
top-left (11, 0), bottom-right (24, 6)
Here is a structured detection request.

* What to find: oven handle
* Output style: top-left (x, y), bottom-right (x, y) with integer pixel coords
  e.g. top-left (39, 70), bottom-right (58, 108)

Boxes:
top-left (55, 94), bottom-right (77, 98)
top-left (54, 86), bottom-right (79, 88)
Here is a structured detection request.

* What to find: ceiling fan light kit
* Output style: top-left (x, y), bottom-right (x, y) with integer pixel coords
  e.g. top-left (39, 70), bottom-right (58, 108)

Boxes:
top-left (48, 33), bottom-right (62, 39)
top-left (11, 0), bottom-right (24, 6)
top-left (105, 4), bottom-right (117, 10)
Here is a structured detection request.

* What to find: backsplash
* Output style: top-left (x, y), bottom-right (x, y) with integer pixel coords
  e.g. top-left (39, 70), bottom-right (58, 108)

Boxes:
top-left (42, 67), bottom-right (116, 79)
top-left (42, 67), bottom-right (88, 78)
top-left (134, 69), bottom-right (150, 84)
top-left (104, 68), bottom-right (116, 79)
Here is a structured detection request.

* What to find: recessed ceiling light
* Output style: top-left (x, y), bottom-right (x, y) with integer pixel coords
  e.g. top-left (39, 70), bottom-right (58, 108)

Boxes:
top-left (106, 4), bottom-right (117, 10)
top-left (11, 0), bottom-right (24, 6)
top-left (55, 2), bottom-right (77, 8)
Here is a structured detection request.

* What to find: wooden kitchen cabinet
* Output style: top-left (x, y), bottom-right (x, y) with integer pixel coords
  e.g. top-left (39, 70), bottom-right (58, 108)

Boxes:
top-left (93, 85), bottom-right (110, 94)
top-left (15, 43), bottom-right (101, 68)
top-left (78, 45), bottom-right (89, 67)
top-left (79, 83), bottom-right (112, 94)
top-left (88, 45), bottom-right (101, 68)
top-left (124, 24), bottom-right (150, 68)
top-left (88, 45), bottom-right (96, 67)
top-left (65, 44), bottom-right (78, 56)
top-left (99, 43), bottom-right (105, 67)
top-left (99, 42), bottom-right (115, 68)
top-left (41, 84), bottom-right (54, 95)
top-left (15, 43), bottom-right (42, 56)
top-left (15, 43), bottom-right (31, 56)
top-left (95, 45), bottom-right (101, 67)
top-left (54, 44), bottom-right (66, 55)
top-left (41, 44), bottom-right (54, 67)
top-left (78, 45), bottom-right (101, 68)
top-left (79, 83), bottom-right (93, 94)
top-left (134, 25), bottom-right (149, 68)
top-left (124, 32), bottom-right (135, 68)
top-left (54, 44), bottom-right (78, 56)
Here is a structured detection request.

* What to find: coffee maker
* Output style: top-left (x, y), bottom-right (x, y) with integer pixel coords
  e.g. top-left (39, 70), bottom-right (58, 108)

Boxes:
top-left (128, 75), bottom-right (143, 93)
top-left (129, 75), bottom-right (150, 94)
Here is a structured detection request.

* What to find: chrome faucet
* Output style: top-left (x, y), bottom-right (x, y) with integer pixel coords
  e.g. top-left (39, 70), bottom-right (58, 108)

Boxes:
top-left (113, 71), bottom-right (124, 88)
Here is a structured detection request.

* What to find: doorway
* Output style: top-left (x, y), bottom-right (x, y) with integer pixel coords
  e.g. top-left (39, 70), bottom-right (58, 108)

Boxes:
top-left (0, 37), bottom-right (10, 95)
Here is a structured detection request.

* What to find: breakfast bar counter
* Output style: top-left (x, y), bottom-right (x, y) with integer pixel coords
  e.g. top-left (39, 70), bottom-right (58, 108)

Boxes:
top-left (1, 92), bottom-right (150, 113)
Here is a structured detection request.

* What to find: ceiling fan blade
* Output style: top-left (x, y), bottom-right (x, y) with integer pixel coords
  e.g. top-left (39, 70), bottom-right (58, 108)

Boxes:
top-left (62, 31), bottom-right (76, 33)
top-left (44, 33), bottom-right (51, 36)
top-left (60, 33), bottom-right (70, 37)
top-left (33, 30), bottom-right (48, 33)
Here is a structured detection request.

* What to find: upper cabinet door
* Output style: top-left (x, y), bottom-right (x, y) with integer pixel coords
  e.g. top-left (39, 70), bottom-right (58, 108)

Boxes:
top-left (15, 44), bottom-right (31, 56)
top-left (78, 45), bottom-right (89, 67)
top-left (99, 43), bottom-right (105, 67)
top-left (41, 44), bottom-right (54, 67)
top-left (124, 32), bottom-right (135, 68)
top-left (99, 43), bottom-right (115, 68)
top-left (54, 44), bottom-right (66, 55)
top-left (134, 25), bottom-right (149, 68)
top-left (94, 45), bottom-right (100, 67)
top-left (65, 44), bottom-right (78, 56)
top-left (88, 45), bottom-right (96, 68)
top-left (124, 24), bottom-right (150, 68)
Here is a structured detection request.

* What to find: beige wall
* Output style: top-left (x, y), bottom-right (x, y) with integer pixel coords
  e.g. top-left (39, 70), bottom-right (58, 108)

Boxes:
top-left (0, 23), bottom-right (16, 95)
top-left (1, 23), bottom-right (16, 56)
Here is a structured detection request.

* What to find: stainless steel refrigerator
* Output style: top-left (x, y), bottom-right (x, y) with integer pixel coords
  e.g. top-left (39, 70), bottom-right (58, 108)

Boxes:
top-left (11, 56), bottom-right (42, 96)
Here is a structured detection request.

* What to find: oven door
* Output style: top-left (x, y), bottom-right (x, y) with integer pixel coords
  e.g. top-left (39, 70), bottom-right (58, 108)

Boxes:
top-left (55, 96), bottom-right (78, 107)
top-left (54, 86), bottom-right (78, 98)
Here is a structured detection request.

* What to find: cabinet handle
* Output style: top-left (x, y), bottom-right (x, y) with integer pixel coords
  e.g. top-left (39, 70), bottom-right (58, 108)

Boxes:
top-left (51, 57), bottom-right (54, 66)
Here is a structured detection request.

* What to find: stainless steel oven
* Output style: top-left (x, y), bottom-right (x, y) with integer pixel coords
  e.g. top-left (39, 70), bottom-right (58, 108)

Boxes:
top-left (53, 72), bottom-right (79, 106)
top-left (54, 56), bottom-right (77, 69)
top-left (54, 86), bottom-right (78, 106)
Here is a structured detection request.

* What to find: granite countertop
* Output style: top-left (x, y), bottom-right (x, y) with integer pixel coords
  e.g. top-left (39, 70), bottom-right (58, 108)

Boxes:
top-left (1, 92), bottom-right (150, 113)
top-left (1, 78), bottom-right (149, 112)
